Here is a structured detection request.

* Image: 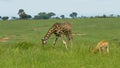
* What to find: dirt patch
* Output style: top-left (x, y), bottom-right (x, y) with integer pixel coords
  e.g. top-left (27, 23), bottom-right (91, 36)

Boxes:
top-left (72, 33), bottom-right (86, 36)
top-left (0, 37), bottom-right (10, 42)
top-left (33, 28), bottom-right (41, 31)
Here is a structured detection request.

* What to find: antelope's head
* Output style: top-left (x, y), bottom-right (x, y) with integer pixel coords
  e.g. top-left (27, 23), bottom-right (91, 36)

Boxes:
top-left (89, 46), bottom-right (97, 54)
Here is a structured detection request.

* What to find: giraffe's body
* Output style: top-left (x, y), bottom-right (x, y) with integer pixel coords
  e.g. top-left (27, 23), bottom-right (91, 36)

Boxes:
top-left (42, 22), bottom-right (73, 49)
top-left (92, 40), bottom-right (109, 54)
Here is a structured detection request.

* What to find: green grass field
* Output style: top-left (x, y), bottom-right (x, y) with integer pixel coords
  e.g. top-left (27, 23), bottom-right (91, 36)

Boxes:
top-left (0, 18), bottom-right (120, 68)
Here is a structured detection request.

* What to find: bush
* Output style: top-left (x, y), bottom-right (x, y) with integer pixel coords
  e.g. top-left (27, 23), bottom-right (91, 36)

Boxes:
top-left (2, 16), bottom-right (9, 20)
top-left (14, 41), bottom-right (34, 49)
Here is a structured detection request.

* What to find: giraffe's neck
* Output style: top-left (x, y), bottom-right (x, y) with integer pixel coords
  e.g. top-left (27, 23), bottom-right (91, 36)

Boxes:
top-left (44, 27), bottom-right (55, 41)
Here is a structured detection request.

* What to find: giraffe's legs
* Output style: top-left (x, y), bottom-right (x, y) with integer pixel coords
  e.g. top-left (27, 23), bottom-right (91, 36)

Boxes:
top-left (69, 39), bottom-right (73, 48)
top-left (61, 34), bottom-right (68, 49)
top-left (53, 36), bottom-right (59, 46)
top-left (66, 33), bottom-right (73, 48)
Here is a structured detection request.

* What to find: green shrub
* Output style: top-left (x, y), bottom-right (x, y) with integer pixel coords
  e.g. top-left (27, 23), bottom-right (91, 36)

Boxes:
top-left (14, 41), bottom-right (34, 49)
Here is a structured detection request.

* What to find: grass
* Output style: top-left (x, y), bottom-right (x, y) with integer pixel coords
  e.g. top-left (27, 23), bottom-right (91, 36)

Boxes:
top-left (0, 18), bottom-right (120, 68)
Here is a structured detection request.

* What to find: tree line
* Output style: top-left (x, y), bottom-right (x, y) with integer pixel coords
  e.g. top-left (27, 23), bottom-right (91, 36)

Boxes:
top-left (0, 9), bottom-right (120, 20)
top-left (17, 9), bottom-right (78, 20)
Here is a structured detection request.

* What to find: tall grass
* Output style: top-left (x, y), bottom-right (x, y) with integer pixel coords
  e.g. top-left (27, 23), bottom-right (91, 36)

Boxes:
top-left (0, 18), bottom-right (120, 68)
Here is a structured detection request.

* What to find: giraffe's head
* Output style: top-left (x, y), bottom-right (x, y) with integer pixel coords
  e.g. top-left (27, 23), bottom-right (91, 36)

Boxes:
top-left (41, 38), bottom-right (47, 46)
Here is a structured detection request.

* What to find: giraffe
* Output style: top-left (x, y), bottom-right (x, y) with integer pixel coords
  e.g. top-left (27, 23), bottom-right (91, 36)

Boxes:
top-left (41, 22), bottom-right (73, 49)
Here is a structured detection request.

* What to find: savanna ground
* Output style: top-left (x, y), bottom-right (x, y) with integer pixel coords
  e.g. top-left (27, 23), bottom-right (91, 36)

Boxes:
top-left (0, 18), bottom-right (120, 68)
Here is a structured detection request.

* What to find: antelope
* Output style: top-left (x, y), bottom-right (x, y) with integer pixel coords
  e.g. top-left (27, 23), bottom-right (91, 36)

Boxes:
top-left (41, 22), bottom-right (73, 49)
top-left (91, 40), bottom-right (109, 54)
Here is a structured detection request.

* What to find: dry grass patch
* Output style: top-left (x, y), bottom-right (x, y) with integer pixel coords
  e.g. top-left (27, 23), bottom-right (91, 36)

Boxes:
top-left (0, 37), bottom-right (10, 42)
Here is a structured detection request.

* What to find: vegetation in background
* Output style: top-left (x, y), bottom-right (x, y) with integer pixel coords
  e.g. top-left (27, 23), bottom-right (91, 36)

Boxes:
top-left (1, 9), bottom-right (120, 20)
top-left (18, 9), bottom-right (32, 19)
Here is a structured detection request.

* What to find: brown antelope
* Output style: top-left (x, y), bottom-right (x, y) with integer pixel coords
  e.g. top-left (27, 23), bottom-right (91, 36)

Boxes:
top-left (92, 40), bottom-right (109, 54)
top-left (41, 22), bottom-right (73, 49)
